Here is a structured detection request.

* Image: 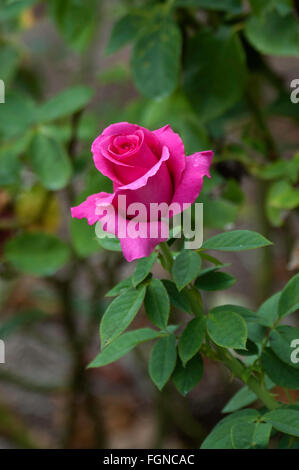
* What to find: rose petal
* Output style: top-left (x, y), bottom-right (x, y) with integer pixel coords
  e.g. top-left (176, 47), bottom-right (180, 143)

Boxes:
top-left (71, 192), bottom-right (114, 226)
top-left (153, 125), bottom-right (186, 188)
top-left (171, 150), bottom-right (213, 211)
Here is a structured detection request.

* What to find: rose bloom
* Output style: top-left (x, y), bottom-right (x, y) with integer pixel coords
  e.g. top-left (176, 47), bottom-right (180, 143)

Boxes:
top-left (71, 122), bottom-right (213, 261)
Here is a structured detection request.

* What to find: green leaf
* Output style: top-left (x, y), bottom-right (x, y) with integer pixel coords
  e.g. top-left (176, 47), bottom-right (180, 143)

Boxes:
top-left (184, 27), bottom-right (246, 122)
top-left (88, 328), bottom-right (162, 368)
top-left (4, 232), bottom-right (71, 276)
top-left (249, 0), bottom-right (293, 16)
top-left (37, 86), bottom-right (93, 123)
top-left (96, 232), bottom-right (122, 252)
top-left (172, 250), bottom-right (202, 291)
top-left (231, 422), bottom-right (272, 449)
top-left (142, 91), bottom-right (210, 155)
top-left (106, 278), bottom-right (133, 297)
top-left (279, 434), bottom-right (299, 449)
top-left (29, 133), bottom-right (72, 190)
top-left (0, 43), bottom-right (19, 83)
top-left (269, 325), bottom-right (299, 369)
top-left (222, 377), bottom-right (274, 413)
top-left (173, 354), bottom-right (204, 396)
top-left (211, 304), bottom-right (258, 324)
top-left (278, 273), bottom-right (299, 319)
top-left (257, 291), bottom-right (280, 327)
top-left (132, 252), bottom-right (158, 287)
top-left (106, 11), bottom-right (146, 54)
top-left (0, 309), bottom-right (46, 339)
top-left (245, 10), bottom-right (299, 56)
top-left (262, 348), bottom-right (299, 389)
top-left (131, 18), bottom-right (182, 99)
top-left (264, 409), bottom-right (299, 438)
top-left (234, 338), bottom-right (259, 356)
top-left (162, 279), bottom-right (192, 313)
top-left (195, 271), bottom-right (236, 291)
top-left (202, 230), bottom-right (272, 251)
top-left (70, 218), bottom-right (100, 258)
top-left (267, 181), bottom-right (299, 211)
top-left (200, 198), bottom-right (238, 230)
top-left (0, 91), bottom-right (37, 140)
top-left (200, 409), bottom-right (260, 449)
top-left (178, 316), bottom-right (206, 365)
top-left (100, 287), bottom-right (146, 346)
top-left (49, 0), bottom-right (98, 51)
top-left (0, 151), bottom-right (20, 186)
top-left (0, 0), bottom-right (37, 22)
top-left (144, 279), bottom-right (170, 329)
top-left (175, 0), bottom-right (242, 10)
top-left (207, 308), bottom-right (247, 349)
top-left (149, 334), bottom-right (177, 390)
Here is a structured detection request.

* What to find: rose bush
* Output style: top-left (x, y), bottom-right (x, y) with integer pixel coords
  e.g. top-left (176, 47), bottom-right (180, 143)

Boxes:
top-left (71, 122), bottom-right (213, 261)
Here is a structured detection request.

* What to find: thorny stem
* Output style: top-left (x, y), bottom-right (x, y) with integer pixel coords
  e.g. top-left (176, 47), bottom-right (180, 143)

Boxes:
top-left (159, 243), bottom-right (280, 411)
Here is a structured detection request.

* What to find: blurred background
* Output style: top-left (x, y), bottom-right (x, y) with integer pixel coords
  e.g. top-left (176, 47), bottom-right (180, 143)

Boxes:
top-left (0, 0), bottom-right (298, 449)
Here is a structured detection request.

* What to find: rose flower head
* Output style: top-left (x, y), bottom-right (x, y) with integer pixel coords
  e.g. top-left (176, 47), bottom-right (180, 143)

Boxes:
top-left (71, 122), bottom-right (213, 261)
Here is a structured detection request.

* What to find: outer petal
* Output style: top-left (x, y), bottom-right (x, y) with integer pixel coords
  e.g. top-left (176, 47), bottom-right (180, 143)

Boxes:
top-left (71, 192), bottom-right (114, 226)
top-left (171, 150), bottom-right (213, 210)
top-left (101, 122), bottom-right (139, 136)
top-left (119, 220), bottom-right (167, 262)
top-left (153, 125), bottom-right (186, 188)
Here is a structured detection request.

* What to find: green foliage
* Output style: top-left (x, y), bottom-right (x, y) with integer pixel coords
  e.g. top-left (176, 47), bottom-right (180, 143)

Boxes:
top-left (131, 17), bottom-right (182, 99)
top-left (149, 334), bottom-right (177, 390)
top-left (162, 279), bottom-right (192, 313)
top-left (262, 349), bottom-right (299, 389)
top-left (201, 230), bottom-right (272, 251)
top-left (144, 279), bottom-right (170, 329)
top-left (264, 408), bottom-right (299, 438)
top-left (173, 354), bottom-right (204, 396)
top-left (100, 287), bottom-right (146, 346)
top-left (172, 250), bottom-right (202, 291)
top-left (175, 0), bottom-right (242, 10)
top-left (245, 10), bottom-right (299, 56)
top-left (178, 316), bottom-right (206, 366)
top-left (132, 252), bottom-right (158, 287)
top-left (184, 27), bottom-right (246, 121)
top-left (269, 326), bottom-right (299, 369)
top-left (29, 133), bottom-right (72, 190)
top-left (89, 328), bottom-right (163, 368)
top-left (278, 273), bottom-right (299, 319)
top-left (4, 232), bottom-right (71, 276)
top-left (37, 86), bottom-right (93, 123)
top-left (257, 291), bottom-right (280, 327)
top-left (70, 218), bottom-right (100, 258)
top-left (200, 409), bottom-right (260, 449)
top-left (106, 11), bottom-right (147, 55)
top-left (222, 377), bottom-right (274, 413)
top-left (207, 308), bottom-right (247, 349)
top-left (195, 270), bottom-right (236, 291)
top-left (49, 0), bottom-right (99, 51)
top-left (231, 422), bottom-right (272, 449)
top-left (105, 278), bottom-right (133, 297)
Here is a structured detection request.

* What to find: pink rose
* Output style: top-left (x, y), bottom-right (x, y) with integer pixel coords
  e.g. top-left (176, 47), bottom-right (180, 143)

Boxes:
top-left (71, 122), bottom-right (213, 261)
